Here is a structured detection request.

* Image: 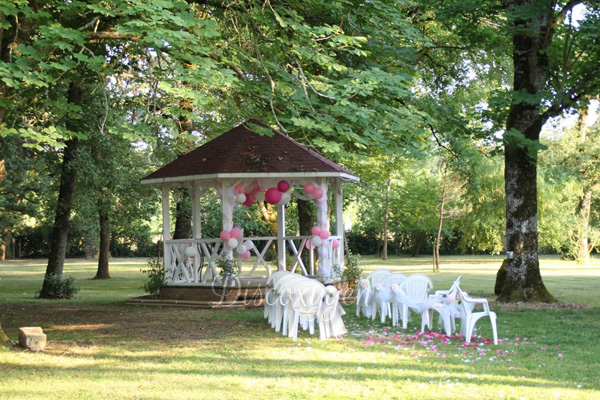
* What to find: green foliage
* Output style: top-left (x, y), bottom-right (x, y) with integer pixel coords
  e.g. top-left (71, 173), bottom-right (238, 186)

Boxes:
top-left (217, 256), bottom-right (235, 279)
top-left (342, 252), bottom-right (363, 289)
top-left (36, 274), bottom-right (79, 299)
top-left (140, 256), bottom-right (165, 299)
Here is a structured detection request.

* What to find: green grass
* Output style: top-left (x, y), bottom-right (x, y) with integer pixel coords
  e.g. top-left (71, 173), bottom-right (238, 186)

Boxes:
top-left (1, 255), bottom-right (599, 399)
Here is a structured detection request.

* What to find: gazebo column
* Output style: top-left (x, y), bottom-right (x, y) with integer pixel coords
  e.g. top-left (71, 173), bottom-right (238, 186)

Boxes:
top-left (334, 179), bottom-right (345, 270)
top-left (316, 178), bottom-right (330, 278)
top-left (221, 180), bottom-right (234, 254)
top-left (192, 181), bottom-right (202, 239)
top-left (161, 185), bottom-right (172, 278)
top-left (192, 182), bottom-right (202, 279)
top-left (276, 202), bottom-right (286, 270)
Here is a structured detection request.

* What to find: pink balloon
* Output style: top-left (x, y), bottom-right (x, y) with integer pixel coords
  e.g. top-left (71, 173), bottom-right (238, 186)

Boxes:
top-left (311, 226), bottom-right (321, 236)
top-left (265, 187), bottom-right (282, 204)
top-left (234, 184), bottom-right (245, 195)
top-left (243, 193), bottom-right (256, 206)
top-left (219, 230), bottom-right (231, 241)
top-left (312, 187), bottom-right (323, 199)
top-left (318, 230), bottom-right (330, 240)
top-left (332, 239), bottom-right (340, 249)
top-left (230, 227), bottom-right (242, 239)
top-left (303, 183), bottom-right (315, 194)
top-left (277, 180), bottom-right (290, 193)
top-left (305, 240), bottom-right (311, 249)
top-left (241, 250), bottom-right (251, 259)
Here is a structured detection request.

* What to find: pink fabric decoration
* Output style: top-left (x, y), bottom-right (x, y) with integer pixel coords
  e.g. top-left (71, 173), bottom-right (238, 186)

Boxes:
top-left (311, 226), bottom-right (321, 236)
top-left (277, 180), bottom-right (290, 192)
top-left (219, 230), bottom-right (231, 241)
top-left (303, 183), bottom-right (315, 194)
top-left (265, 187), bottom-right (282, 204)
top-left (318, 230), bottom-right (330, 240)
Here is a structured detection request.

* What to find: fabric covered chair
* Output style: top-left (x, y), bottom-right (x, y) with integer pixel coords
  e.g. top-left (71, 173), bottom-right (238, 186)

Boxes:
top-left (287, 279), bottom-right (326, 341)
top-left (355, 278), bottom-right (373, 318)
top-left (366, 269), bottom-right (392, 320)
top-left (272, 274), bottom-right (307, 333)
top-left (320, 285), bottom-right (347, 339)
top-left (456, 286), bottom-right (498, 345)
top-left (425, 276), bottom-right (462, 335)
top-left (264, 270), bottom-right (293, 320)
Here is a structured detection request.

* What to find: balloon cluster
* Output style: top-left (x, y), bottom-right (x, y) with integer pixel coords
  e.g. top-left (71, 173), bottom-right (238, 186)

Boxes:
top-left (305, 226), bottom-right (339, 249)
top-left (265, 180), bottom-right (291, 205)
top-left (219, 228), bottom-right (254, 259)
top-left (234, 180), bottom-right (292, 207)
top-left (303, 183), bottom-right (324, 200)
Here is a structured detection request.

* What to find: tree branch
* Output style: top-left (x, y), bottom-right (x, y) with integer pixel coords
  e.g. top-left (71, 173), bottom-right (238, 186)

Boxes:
top-left (86, 32), bottom-right (141, 42)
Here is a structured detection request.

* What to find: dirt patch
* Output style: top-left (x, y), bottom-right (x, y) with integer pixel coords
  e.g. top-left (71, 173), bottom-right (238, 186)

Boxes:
top-left (491, 301), bottom-right (589, 311)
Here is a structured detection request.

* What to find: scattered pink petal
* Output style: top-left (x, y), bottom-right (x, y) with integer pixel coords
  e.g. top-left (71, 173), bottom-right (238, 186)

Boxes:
top-left (558, 353), bottom-right (563, 358)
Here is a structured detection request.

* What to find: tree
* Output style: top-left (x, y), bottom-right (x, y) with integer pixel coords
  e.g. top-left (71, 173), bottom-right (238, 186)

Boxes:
top-left (499, 0), bottom-right (600, 302)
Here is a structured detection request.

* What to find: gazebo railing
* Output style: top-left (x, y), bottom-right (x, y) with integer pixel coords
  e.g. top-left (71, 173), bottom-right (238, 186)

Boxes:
top-left (164, 235), bottom-right (343, 285)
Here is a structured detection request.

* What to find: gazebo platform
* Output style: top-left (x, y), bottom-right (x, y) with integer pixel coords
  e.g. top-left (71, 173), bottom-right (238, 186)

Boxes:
top-left (125, 276), bottom-right (356, 309)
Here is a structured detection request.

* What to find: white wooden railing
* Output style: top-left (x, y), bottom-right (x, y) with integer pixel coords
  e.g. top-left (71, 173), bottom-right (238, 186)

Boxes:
top-left (163, 235), bottom-right (343, 285)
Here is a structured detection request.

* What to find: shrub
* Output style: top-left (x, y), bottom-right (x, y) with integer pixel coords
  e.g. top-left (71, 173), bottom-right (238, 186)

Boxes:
top-left (141, 256), bottom-right (164, 299)
top-left (37, 274), bottom-right (79, 299)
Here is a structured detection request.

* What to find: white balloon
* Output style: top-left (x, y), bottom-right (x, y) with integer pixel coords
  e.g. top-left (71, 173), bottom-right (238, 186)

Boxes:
top-left (236, 245), bottom-right (247, 254)
top-left (311, 236), bottom-right (323, 247)
top-left (227, 238), bottom-right (239, 248)
top-left (235, 193), bottom-right (247, 204)
top-left (185, 246), bottom-right (196, 258)
top-left (243, 240), bottom-right (254, 250)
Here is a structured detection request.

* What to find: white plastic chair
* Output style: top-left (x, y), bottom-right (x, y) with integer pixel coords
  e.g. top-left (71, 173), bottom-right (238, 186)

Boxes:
top-left (287, 279), bottom-right (326, 341)
top-left (366, 269), bottom-right (392, 320)
top-left (398, 274), bottom-right (434, 330)
top-left (456, 286), bottom-right (498, 345)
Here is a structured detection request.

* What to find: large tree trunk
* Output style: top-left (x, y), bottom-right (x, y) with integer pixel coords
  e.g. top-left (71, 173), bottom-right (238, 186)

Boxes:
top-left (574, 105), bottom-right (591, 262)
top-left (173, 189), bottom-right (192, 239)
top-left (39, 83), bottom-right (83, 298)
top-left (297, 198), bottom-right (314, 268)
top-left (94, 196), bottom-right (111, 280)
top-left (498, 0), bottom-right (556, 302)
top-left (0, 227), bottom-right (7, 261)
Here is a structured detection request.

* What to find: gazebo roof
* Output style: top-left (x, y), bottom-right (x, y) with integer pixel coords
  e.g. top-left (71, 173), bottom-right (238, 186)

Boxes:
top-left (141, 119), bottom-right (359, 185)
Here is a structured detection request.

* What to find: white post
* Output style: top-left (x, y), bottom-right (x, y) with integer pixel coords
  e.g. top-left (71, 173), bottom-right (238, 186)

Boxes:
top-left (192, 181), bottom-right (202, 239)
top-left (335, 179), bottom-right (345, 270)
top-left (192, 182), bottom-right (202, 282)
top-left (277, 202), bottom-right (286, 271)
top-left (161, 185), bottom-right (172, 280)
top-left (316, 178), bottom-right (330, 278)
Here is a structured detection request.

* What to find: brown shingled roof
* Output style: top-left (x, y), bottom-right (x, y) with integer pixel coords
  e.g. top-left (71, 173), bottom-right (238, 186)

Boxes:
top-left (141, 119), bottom-right (359, 185)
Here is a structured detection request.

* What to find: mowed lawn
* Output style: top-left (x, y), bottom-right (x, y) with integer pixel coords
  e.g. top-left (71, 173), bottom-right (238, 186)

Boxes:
top-left (1, 255), bottom-right (599, 400)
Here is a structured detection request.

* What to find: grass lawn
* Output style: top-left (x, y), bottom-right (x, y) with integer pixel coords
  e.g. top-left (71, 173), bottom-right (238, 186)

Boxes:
top-left (1, 255), bottom-right (599, 399)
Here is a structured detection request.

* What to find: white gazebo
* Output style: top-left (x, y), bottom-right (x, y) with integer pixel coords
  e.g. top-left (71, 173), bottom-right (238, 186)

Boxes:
top-left (140, 120), bottom-right (359, 288)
